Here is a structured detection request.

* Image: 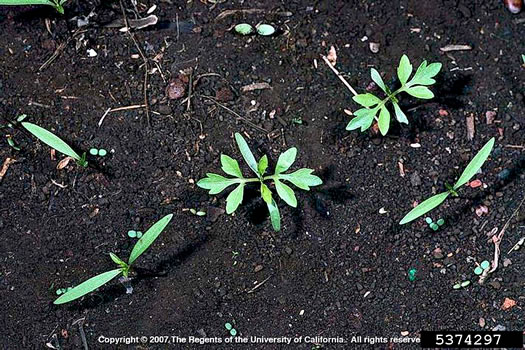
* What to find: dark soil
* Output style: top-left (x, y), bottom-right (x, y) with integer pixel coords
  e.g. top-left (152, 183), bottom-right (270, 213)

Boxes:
top-left (1, 0), bottom-right (524, 349)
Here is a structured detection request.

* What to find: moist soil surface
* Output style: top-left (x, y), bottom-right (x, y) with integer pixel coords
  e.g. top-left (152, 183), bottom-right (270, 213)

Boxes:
top-left (1, 0), bottom-right (524, 349)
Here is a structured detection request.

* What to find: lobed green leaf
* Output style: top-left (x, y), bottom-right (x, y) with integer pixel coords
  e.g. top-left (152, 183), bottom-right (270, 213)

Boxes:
top-left (226, 183), bottom-right (244, 214)
top-left (408, 61), bottom-right (442, 86)
top-left (220, 154), bottom-right (243, 178)
top-left (378, 106), bottom-right (390, 136)
top-left (399, 192), bottom-right (450, 225)
top-left (346, 108), bottom-right (377, 131)
top-left (22, 122), bottom-right (83, 162)
top-left (197, 173), bottom-right (238, 194)
top-left (371, 68), bottom-right (387, 93)
top-left (128, 214), bottom-right (173, 265)
top-left (274, 179), bottom-right (297, 207)
top-left (234, 133), bottom-right (259, 176)
top-left (352, 93), bottom-right (381, 108)
top-left (405, 86), bottom-right (434, 99)
top-left (392, 102), bottom-right (408, 124)
top-left (257, 155), bottom-right (268, 176)
top-left (397, 55), bottom-right (413, 85)
top-left (453, 137), bottom-right (495, 190)
top-left (53, 269), bottom-right (122, 304)
top-left (274, 147), bottom-right (297, 174)
top-left (279, 168), bottom-right (322, 191)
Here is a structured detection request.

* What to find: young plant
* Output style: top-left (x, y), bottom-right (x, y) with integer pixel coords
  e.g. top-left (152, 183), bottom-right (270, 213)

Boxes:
top-left (399, 138), bottom-right (495, 225)
top-left (347, 55), bottom-right (442, 135)
top-left (22, 121), bottom-right (88, 167)
top-left (54, 214), bottom-right (173, 304)
top-left (197, 133), bottom-right (322, 231)
top-left (0, 0), bottom-right (67, 14)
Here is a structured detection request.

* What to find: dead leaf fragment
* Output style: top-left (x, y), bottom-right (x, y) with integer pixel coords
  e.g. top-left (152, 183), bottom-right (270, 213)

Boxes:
top-left (485, 111), bottom-right (497, 124)
top-left (326, 45), bottom-right (337, 65)
top-left (0, 158), bottom-right (15, 181)
top-left (398, 161), bottom-right (405, 177)
top-left (501, 297), bottom-right (516, 310)
top-left (466, 114), bottom-right (475, 140)
top-left (240, 82), bottom-right (272, 93)
top-left (440, 44), bottom-right (472, 52)
top-left (57, 156), bottom-right (74, 170)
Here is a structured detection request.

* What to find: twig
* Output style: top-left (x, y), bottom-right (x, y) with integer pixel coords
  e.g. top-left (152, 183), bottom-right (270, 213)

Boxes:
top-left (119, 0), bottom-right (151, 127)
top-left (320, 55), bottom-right (358, 96)
top-left (72, 318), bottom-right (88, 350)
top-left (247, 275), bottom-right (272, 294)
top-left (98, 105), bottom-right (147, 127)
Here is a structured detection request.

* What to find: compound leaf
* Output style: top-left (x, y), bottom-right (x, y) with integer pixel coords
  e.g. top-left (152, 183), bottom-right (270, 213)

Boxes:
top-left (274, 179), bottom-right (297, 207)
top-left (275, 147), bottom-right (297, 174)
top-left (352, 93), bottom-right (381, 108)
top-left (280, 168), bottom-right (322, 190)
top-left (197, 173), bottom-right (238, 195)
top-left (409, 61), bottom-right (442, 86)
top-left (399, 192), bottom-right (450, 225)
top-left (128, 214), bottom-right (173, 265)
top-left (53, 269), bottom-right (122, 305)
top-left (226, 183), bottom-right (244, 214)
top-left (405, 86), bottom-right (434, 99)
top-left (453, 137), bottom-right (495, 190)
top-left (235, 133), bottom-right (259, 176)
top-left (221, 154), bottom-right (243, 178)
top-left (346, 108), bottom-right (377, 131)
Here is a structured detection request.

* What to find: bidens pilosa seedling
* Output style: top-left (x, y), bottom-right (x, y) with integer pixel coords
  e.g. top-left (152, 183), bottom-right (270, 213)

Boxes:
top-left (400, 137), bottom-right (495, 225)
top-left (348, 55), bottom-right (442, 135)
top-left (22, 122), bottom-right (88, 167)
top-left (0, 0), bottom-right (68, 13)
top-left (197, 133), bottom-right (322, 231)
top-left (54, 214), bottom-right (173, 304)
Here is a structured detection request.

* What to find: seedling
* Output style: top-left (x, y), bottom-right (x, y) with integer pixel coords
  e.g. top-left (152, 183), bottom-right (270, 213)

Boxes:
top-left (400, 137), bottom-right (495, 225)
top-left (0, 0), bottom-right (67, 13)
top-left (474, 260), bottom-right (490, 275)
top-left (189, 208), bottom-right (206, 216)
top-left (453, 280), bottom-right (471, 289)
top-left (225, 322), bottom-right (237, 336)
top-left (54, 214), bottom-right (172, 304)
top-left (127, 230), bottom-right (143, 239)
top-left (425, 217), bottom-right (445, 231)
top-left (2, 114), bottom-right (27, 151)
top-left (89, 148), bottom-right (107, 157)
top-left (234, 23), bottom-right (276, 36)
top-left (197, 133), bottom-right (322, 231)
top-left (22, 122), bottom-right (88, 167)
top-left (407, 268), bottom-right (417, 281)
top-left (347, 55), bottom-right (442, 135)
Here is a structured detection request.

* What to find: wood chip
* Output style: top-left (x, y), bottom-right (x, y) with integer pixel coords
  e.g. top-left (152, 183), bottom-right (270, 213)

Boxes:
top-left (0, 158), bottom-right (16, 181)
top-left (466, 114), bottom-right (475, 140)
top-left (440, 44), bottom-right (472, 52)
top-left (501, 297), bottom-right (516, 310)
top-left (326, 45), bottom-right (337, 65)
top-left (241, 82), bottom-right (272, 93)
top-left (398, 161), bottom-right (405, 177)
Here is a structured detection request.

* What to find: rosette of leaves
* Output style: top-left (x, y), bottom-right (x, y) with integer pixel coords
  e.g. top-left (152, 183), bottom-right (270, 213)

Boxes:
top-left (197, 133), bottom-right (322, 231)
top-left (347, 55), bottom-right (442, 135)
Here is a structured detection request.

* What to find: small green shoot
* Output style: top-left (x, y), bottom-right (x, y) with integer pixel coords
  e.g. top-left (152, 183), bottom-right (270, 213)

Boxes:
top-left (348, 55), bottom-right (442, 135)
top-left (0, 0), bottom-right (67, 14)
top-left (197, 133), bottom-right (322, 231)
top-left (54, 214), bottom-right (173, 304)
top-left (22, 122), bottom-right (88, 168)
top-left (400, 138), bottom-right (495, 225)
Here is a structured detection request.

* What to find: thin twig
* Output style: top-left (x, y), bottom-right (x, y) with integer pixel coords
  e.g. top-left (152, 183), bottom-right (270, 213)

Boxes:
top-left (320, 55), bottom-right (358, 96)
top-left (247, 275), bottom-right (272, 294)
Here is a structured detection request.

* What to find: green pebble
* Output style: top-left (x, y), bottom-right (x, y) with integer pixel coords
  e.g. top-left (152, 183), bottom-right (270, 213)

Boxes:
top-left (136, 231), bottom-right (143, 239)
top-left (430, 223), bottom-right (439, 231)
top-left (437, 218), bottom-right (445, 226)
top-left (225, 323), bottom-right (232, 331)
top-left (89, 148), bottom-right (98, 156)
top-left (408, 269), bottom-right (417, 281)
top-left (480, 260), bottom-right (490, 270)
top-left (425, 217), bottom-right (433, 224)
top-left (460, 280), bottom-right (470, 288)
top-left (474, 266), bottom-right (483, 275)
top-left (230, 329), bottom-right (237, 336)
top-left (128, 230), bottom-right (137, 238)
top-left (453, 283), bottom-right (461, 289)
top-left (98, 149), bottom-right (107, 157)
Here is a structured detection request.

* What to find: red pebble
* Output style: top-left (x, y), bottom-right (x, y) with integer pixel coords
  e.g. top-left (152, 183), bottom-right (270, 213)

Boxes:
top-left (438, 109), bottom-right (449, 116)
top-left (166, 79), bottom-right (185, 100)
top-left (469, 179), bottom-right (482, 188)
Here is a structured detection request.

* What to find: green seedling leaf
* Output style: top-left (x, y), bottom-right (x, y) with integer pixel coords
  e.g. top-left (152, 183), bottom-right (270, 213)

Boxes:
top-left (409, 61), bottom-right (442, 86)
top-left (197, 173), bottom-right (238, 194)
top-left (128, 214), bottom-right (173, 265)
top-left (274, 147), bottom-right (297, 174)
top-left (109, 253), bottom-right (127, 268)
top-left (256, 24), bottom-right (275, 36)
top-left (346, 107), bottom-right (377, 131)
top-left (226, 183), bottom-right (244, 214)
top-left (274, 179), bottom-right (297, 207)
top-left (392, 102), bottom-right (408, 124)
top-left (399, 192), bottom-right (450, 225)
top-left (257, 155), bottom-right (268, 176)
top-left (280, 168), bottom-right (323, 190)
top-left (378, 106), bottom-right (390, 136)
top-left (221, 154), bottom-right (243, 178)
top-left (16, 114), bottom-right (27, 122)
top-left (397, 54), bottom-right (413, 85)
top-left (453, 138), bottom-right (495, 190)
top-left (235, 133), bottom-right (259, 176)
top-left (7, 137), bottom-right (20, 151)
top-left (371, 68), bottom-right (387, 93)
top-left (234, 23), bottom-right (254, 35)
top-left (405, 86), bottom-right (434, 99)
top-left (266, 198), bottom-right (281, 231)
top-left (260, 183), bottom-right (273, 204)
top-left (352, 93), bottom-right (381, 108)
top-left (53, 269), bottom-right (121, 304)
top-left (22, 122), bottom-right (85, 165)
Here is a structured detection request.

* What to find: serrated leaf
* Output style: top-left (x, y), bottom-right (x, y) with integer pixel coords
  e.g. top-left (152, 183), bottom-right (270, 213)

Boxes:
top-left (280, 168), bottom-right (322, 190)
top-left (275, 147), bottom-right (297, 174)
top-left (197, 173), bottom-right (238, 194)
top-left (128, 214), bottom-right (173, 265)
top-left (234, 133), bottom-right (259, 176)
top-left (397, 55), bottom-right (413, 85)
top-left (53, 269), bottom-right (121, 304)
top-left (352, 93), bottom-right (381, 107)
top-left (220, 154), bottom-right (243, 178)
top-left (260, 183), bottom-right (273, 204)
top-left (392, 102), bottom-right (409, 124)
top-left (378, 106), bottom-right (390, 136)
top-left (409, 61), bottom-right (442, 86)
top-left (266, 198), bottom-right (281, 231)
top-left (274, 179), bottom-right (297, 207)
top-left (257, 155), bottom-right (268, 176)
top-left (405, 86), bottom-right (434, 99)
top-left (346, 108), bottom-right (377, 131)
top-left (399, 192), bottom-right (450, 225)
top-left (453, 137), bottom-right (495, 190)
top-left (22, 122), bottom-right (83, 162)
top-left (226, 183), bottom-right (244, 214)
top-left (371, 68), bottom-right (387, 93)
